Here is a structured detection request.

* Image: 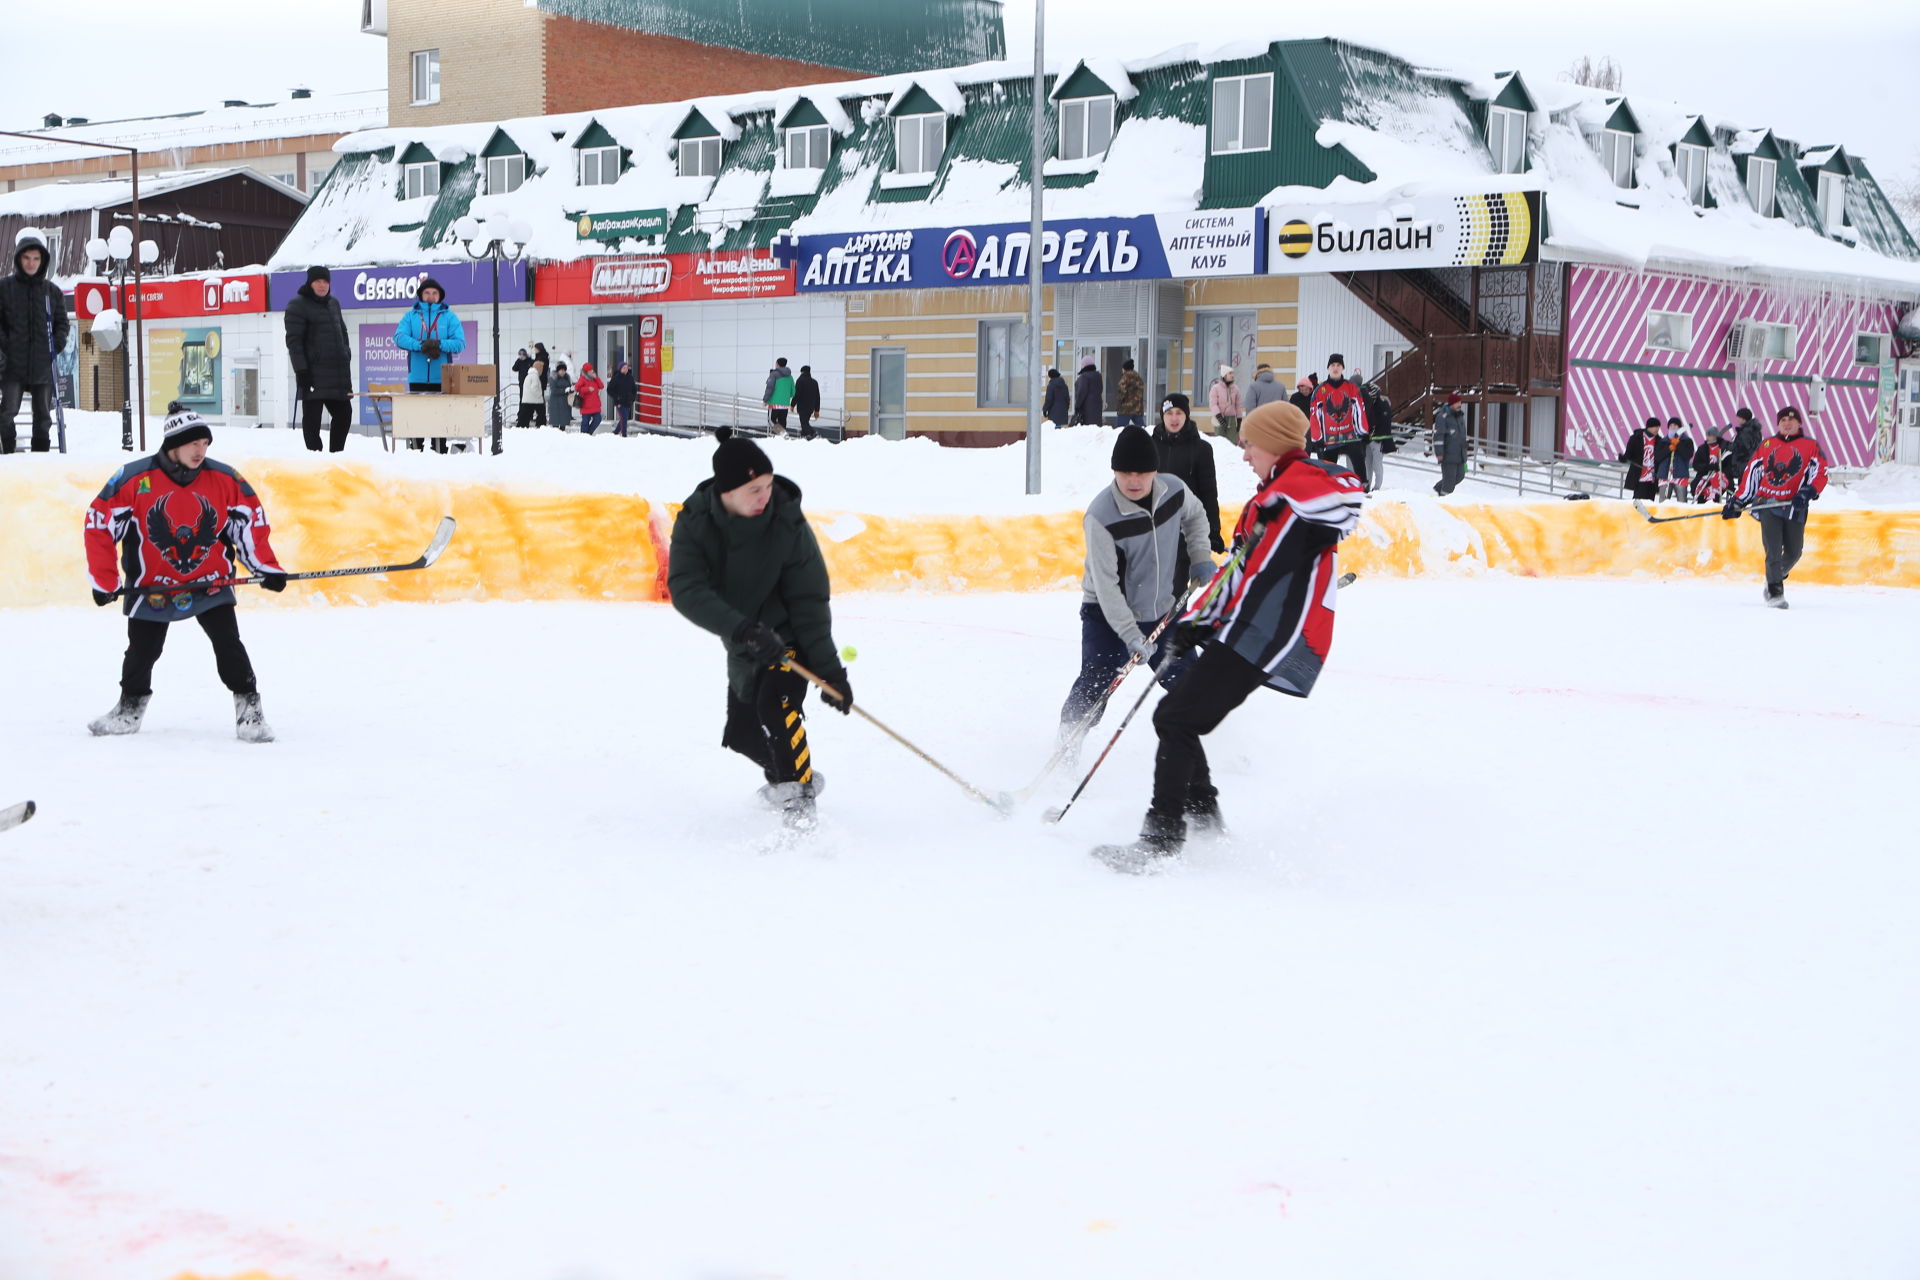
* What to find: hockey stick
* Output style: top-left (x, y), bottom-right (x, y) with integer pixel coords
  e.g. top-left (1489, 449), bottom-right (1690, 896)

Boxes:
top-left (0, 800), bottom-right (35, 833)
top-left (115, 516), bottom-right (456, 598)
top-left (785, 657), bottom-right (1005, 812)
top-left (1044, 571), bottom-right (1357, 825)
top-left (1632, 499), bottom-right (1791, 524)
top-left (46, 296), bottom-right (68, 454)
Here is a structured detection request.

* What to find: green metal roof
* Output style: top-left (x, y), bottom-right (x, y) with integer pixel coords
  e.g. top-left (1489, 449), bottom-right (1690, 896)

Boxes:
top-left (673, 109), bottom-right (723, 141)
top-left (482, 129), bottom-right (525, 159)
top-left (575, 121), bottom-right (619, 150)
top-left (1055, 65), bottom-right (1115, 101)
top-left (888, 85), bottom-right (949, 118)
top-left (778, 99), bottom-right (830, 129)
top-left (1840, 156), bottom-right (1920, 260)
top-left (1603, 101), bottom-right (1639, 133)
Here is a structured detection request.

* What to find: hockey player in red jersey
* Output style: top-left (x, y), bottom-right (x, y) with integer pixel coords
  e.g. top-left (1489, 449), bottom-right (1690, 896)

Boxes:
top-left (84, 407), bottom-right (287, 740)
top-left (1307, 353), bottom-right (1371, 489)
top-left (1096, 400), bottom-right (1364, 870)
top-left (1721, 404), bottom-right (1828, 609)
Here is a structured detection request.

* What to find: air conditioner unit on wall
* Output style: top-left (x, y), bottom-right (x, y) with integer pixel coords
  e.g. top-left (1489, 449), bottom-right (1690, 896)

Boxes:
top-left (1725, 319), bottom-right (1758, 359)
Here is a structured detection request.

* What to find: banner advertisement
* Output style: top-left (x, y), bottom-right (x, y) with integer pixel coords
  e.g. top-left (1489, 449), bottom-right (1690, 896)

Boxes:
top-left (146, 327), bottom-right (222, 418)
top-left (533, 251), bottom-right (794, 305)
top-left (268, 260), bottom-right (530, 311)
top-left (74, 274), bottom-right (268, 321)
top-left (356, 320), bottom-right (478, 425)
top-left (575, 208), bottom-right (670, 242)
top-left (1264, 192), bottom-right (1541, 274)
top-left (793, 210), bottom-right (1261, 293)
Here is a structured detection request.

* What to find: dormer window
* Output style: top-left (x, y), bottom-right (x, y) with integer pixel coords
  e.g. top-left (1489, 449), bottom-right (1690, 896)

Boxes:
top-left (1487, 106), bottom-right (1527, 174)
top-left (1745, 156), bottom-right (1776, 217)
top-left (894, 113), bottom-right (946, 176)
top-left (784, 124), bottom-right (830, 170)
top-left (1675, 143), bottom-right (1708, 206)
top-left (1210, 74), bottom-right (1272, 155)
top-left (1057, 95), bottom-right (1115, 161)
top-left (398, 143), bottom-right (441, 199)
top-left (1817, 171), bottom-right (1846, 232)
top-left (1594, 129), bottom-right (1634, 188)
top-left (485, 153), bottom-right (526, 194)
top-left (573, 121), bottom-right (626, 186)
top-left (677, 137), bottom-right (719, 177)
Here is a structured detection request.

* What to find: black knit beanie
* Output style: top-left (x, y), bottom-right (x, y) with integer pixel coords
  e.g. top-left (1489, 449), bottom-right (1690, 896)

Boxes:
top-left (306, 265), bottom-right (331, 283)
top-left (1161, 392), bottom-right (1191, 418)
top-left (712, 427), bottom-right (773, 493)
top-left (1110, 424), bottom-right (1158, 472)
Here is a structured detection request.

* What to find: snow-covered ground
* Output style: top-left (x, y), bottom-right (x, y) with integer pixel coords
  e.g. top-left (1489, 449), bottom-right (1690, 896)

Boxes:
top-left (4, 579), bottom-right (1918, 1279)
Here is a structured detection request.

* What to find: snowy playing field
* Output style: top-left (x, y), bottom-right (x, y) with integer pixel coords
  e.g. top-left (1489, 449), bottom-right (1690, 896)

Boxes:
top-left (4, 578), bottom-right (1918, 1279)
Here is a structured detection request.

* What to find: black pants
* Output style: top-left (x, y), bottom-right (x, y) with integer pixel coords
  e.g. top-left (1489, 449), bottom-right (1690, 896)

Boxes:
top-left (797, 410), bottom-right (815, 439)
top-left (769, 407), bottom-right (789, 429)
top-left (121, 604), bottom-right (257, 698)
top-left (0, 381), bottom-right (53, 453)
top-left (516, 403), bottom-right (539, 429)
top-left (721, 664), bottom-right (813, 785)
top-left (1060, 602), bottom-right (1189, 729)
top-left (1149, 642), bottom-right (1270, 818)
top-left (1324, 441), bottom-right (1368, 489)
top-left (302, 395), bottom-right (351, 452)
top-left (1759, 510), bottom-right (1808, 590)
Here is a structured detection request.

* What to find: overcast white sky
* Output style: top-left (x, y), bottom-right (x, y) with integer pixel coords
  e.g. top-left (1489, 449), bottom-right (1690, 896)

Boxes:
top-left (2, 0), bottom-right (1913, 185)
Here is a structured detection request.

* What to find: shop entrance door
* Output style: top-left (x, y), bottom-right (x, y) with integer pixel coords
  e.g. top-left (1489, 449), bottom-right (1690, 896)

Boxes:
top-left (589, 316), bottom-right (638, 389)
top-left (872, 347), bottom-right (906, 439)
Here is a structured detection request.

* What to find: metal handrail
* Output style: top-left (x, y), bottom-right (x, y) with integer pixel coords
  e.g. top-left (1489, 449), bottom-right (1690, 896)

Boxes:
top-left (629, 382), bottom-right (846, 441)
top-left (1380, 428), bottom-right (1630, 498)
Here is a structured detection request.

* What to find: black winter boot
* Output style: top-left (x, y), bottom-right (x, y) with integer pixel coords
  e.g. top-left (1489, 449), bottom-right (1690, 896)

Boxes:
top-left (1185, 789), bottom-right (1227, 837)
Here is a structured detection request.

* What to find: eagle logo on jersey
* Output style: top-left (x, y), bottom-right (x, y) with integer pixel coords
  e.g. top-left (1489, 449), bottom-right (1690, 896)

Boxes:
top-left (145, 494), bottom-right (221, 577)
top-left (1762, 451), bottom-right (1805, 490)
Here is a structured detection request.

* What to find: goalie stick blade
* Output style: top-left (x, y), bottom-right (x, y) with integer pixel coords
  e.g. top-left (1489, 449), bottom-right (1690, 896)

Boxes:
top-left (0, 800), bottom-right (36, 833)
top-left (417, 516), bottom-right (457, 568)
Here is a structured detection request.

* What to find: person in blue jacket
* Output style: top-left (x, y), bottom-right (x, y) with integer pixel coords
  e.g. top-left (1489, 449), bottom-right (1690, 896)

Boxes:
top-left (393, 277), bottom-right (466, 452)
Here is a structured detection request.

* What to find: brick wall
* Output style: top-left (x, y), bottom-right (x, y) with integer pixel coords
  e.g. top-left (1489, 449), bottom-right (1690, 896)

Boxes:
top-left (389, 0), bottom-right (545, 127)
top-left (541, 15), bottom-right (851, 114)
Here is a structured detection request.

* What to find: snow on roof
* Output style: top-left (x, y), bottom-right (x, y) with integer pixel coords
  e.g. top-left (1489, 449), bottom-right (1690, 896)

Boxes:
top-left (1729, 128), bottom-right (1770, 157)
top-left (772, 89), bottom-right (856, 136)
top-left (887, 73), bottom-right (968, 118)
top-left (1799, 144), bottom-right (1841, 167)
top-left (1052, 57), bottom-right (1139, 104)
top-left (0, 91), bottom-right (386, 169)
top-left (685, 100), bottom-right (746, 143)
top-left (0, 167), bottom-right (272, 216)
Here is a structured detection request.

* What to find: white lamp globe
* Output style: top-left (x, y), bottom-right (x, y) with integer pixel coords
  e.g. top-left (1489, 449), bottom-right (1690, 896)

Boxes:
top-left (107, 225), bottom-right (134, 257)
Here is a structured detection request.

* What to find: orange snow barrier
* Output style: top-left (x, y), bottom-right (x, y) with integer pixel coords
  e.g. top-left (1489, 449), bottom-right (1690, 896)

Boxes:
top-left (5, 462), bottom-right (1918, 609)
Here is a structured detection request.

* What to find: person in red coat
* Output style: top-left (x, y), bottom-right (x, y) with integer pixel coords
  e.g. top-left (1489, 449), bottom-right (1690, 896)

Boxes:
top-left (84, 407), bottom-right (287, 740)
top-left (1722, 405), bottom-right (1827, 609)
top-left (575, 361), bottom-right (605, 435)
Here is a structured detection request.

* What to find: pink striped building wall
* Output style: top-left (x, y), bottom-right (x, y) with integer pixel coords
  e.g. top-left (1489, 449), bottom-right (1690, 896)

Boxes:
top-left (1563, 265), bottom-right (1906, 467)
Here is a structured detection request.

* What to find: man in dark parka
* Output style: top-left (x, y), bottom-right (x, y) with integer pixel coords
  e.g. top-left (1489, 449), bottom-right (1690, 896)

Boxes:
top-left (284, 265), bottom-right (354, 452)
top-left (669, 429), bottom-right (852, 828)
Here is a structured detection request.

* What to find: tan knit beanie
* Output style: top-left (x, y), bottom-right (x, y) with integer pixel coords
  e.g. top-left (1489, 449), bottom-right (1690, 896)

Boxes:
top-left (1241, 401), bottom-right (1309, 455)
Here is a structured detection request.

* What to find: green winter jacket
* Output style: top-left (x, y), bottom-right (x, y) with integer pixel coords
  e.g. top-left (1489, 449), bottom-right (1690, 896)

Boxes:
top-left (669, 474), bottom-right (844, 700)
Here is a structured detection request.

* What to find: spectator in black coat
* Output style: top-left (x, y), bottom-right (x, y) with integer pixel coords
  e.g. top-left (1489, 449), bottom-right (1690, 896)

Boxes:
top-left (1152, 393), bottom-right (1224, 553)
top-left (607, 360), bottom-right (637, 437)
top-left (0, 233), bottom-right (69, 454)
top-left (1072, 355), bottom-right (1104, 426)
top-left (1725, 407), bottom-right (1762, 479)
top-left (1286, 374), bottom-right (1314, 416)
top-left (1042, 368), bottom-right (1070, 426)
top-left (1618, 417), bottom-right (1661, 501)
top-left (793, 364), bottom-right (822, 440)
top-left (283, 266), bottom-right (354, 452)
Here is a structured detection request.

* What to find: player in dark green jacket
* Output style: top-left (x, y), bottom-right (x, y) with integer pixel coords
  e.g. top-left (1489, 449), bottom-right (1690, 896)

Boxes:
top-left (669, 429), bottom-right (852, 828)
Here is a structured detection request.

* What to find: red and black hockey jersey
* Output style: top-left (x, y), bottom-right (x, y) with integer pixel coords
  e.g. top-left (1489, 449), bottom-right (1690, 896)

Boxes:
top-left (1308, 378), bottom-right (1368, 448)
top-left (1734, 435), bottom-right (1828, 507)
top-left (1183, 451), bottom-right (1364, 698)
top-left (85, 453), bottom-right (283, 622)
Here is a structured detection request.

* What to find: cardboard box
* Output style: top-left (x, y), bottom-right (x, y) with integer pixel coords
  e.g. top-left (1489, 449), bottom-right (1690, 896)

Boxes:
top-left (441, 364), bottom-right (497, 396)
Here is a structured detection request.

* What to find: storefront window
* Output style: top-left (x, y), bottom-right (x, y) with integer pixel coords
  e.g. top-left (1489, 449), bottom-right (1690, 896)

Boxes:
top-left (978, 318), bottom-right (1032, 407)
top-left (1194, 311), bottom-right (1258, 400)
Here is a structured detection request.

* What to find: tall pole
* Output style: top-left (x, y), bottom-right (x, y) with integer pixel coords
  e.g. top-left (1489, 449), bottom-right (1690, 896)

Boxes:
top-left (1025, 0), bottom-right (1046, 495)
top-left (490, 248), bottom-right (503, 456)
top-left (118, 264), bottom-right (132, 450)
top-left (130, 152), bottom-right (147, 450)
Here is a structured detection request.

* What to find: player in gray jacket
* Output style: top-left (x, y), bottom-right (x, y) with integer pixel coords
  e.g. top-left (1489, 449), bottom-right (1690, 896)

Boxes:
top-left (1059, 425), bottom-right (1215, 747)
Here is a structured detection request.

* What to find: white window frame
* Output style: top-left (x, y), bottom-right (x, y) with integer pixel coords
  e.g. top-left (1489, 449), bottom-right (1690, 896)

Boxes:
top-left (1591, 128), bottom-right (1634, 188)
top-left (782, 124), bottom-right (831, 170)
top-left (1487, 105), bottom-right (1527, 175)
top-left (485, 153), bottom-right (526, 194)
top-left (1854, 332), bottom-right (1887, 365)
top-left (1817, 170), bottom-right (1847, 233)
top-left (1057, 95), bottom-right (1116, 161)
top-left (1675, 143), bottom-right (1708, 206)
top-left (677, 136), bottom-right (721, 178)
top-left (272, 171), bottom-right (298, 190)
top-left (1644, 310), bottom-right (1694, 353)
top-left (577, 145), bottom-right (621, 186)
top-left (410, 49), bottom-right (439, 106)
top-left (977, 318), bottom-right (1032, 408)
top-left (402, 160), bottom-right (440, 200)
top-left (893, 113), bottom-right (946, 176)
top-left (1745, 156), bottom-right (1777, 217)
top-left (1757, 322), bottom-right (1798, 361)
top-left (1210, 73), bottom-right (1273, 155)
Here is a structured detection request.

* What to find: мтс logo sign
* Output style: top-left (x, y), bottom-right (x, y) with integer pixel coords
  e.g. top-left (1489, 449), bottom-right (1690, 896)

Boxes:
top-left (941, 230), bottom-right (978, 280)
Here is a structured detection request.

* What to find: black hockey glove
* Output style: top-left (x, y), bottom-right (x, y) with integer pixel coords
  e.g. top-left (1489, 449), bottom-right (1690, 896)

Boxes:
top-left (732, 619), bottom-right (786, 665)
top-left (259, 572), bottom-right (288, 593)
top-left (92, 588), bottom-right (115, 607)
top-left (825, 672), bottom-right (854, 714)
top-left (1169, 620), bottom-right (1215, 656)
top-left (1720, 496), bottom-right (1746, 520)
top-left (421, 338), bottom-right (442, 359)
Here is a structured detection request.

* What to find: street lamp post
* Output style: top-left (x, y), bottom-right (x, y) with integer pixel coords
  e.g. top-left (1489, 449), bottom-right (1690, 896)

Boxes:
top-left (1026, 0), bottom-right (1047, 495)
top-left (85, 228), bottom-right (159, 452)
top-left (454, 216), bottom-right (529, 456)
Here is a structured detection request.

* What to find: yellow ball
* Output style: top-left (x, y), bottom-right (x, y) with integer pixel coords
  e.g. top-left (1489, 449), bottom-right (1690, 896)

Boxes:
top-left (840, 645), bottom-right (858, 662)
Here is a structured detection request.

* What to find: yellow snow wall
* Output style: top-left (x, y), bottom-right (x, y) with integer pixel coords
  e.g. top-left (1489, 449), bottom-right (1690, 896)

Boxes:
top-left (5, 462), bottom-right (1920, 610)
